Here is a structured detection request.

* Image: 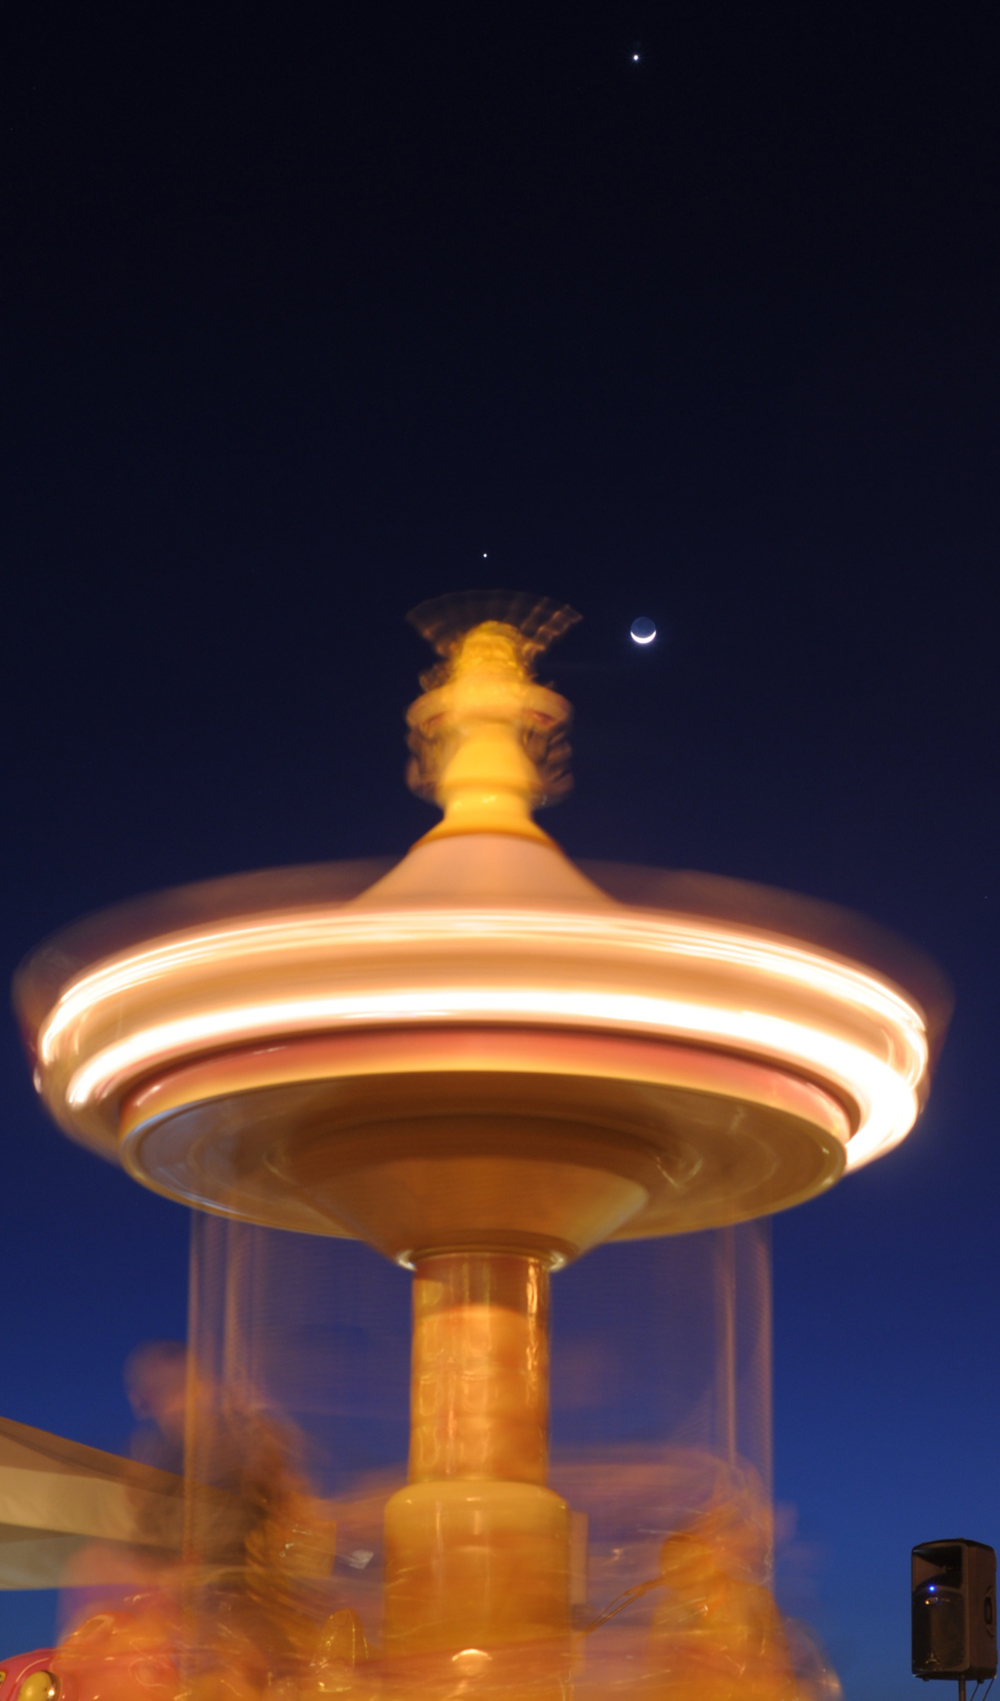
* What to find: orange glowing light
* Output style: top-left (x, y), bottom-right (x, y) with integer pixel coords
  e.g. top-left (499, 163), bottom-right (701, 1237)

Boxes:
top-left (33, 901), bottom-right (929, 1171)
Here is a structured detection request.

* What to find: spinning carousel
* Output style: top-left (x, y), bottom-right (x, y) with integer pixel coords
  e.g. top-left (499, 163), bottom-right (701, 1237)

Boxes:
top-left (11, 593), bottom-right (945, 1701)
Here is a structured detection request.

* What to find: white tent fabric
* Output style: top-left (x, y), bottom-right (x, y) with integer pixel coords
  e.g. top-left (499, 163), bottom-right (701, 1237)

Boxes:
top-left (0, 1415), bottom-right (182, 1589)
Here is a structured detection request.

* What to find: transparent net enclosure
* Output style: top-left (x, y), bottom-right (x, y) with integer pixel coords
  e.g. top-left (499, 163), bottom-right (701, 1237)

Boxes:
top-left (178, 1214), bottom-right (776, 1701)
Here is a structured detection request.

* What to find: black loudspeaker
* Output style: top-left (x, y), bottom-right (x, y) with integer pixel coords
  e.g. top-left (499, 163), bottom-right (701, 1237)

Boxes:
top-left (912, 1540), bottom-right (997, 1680)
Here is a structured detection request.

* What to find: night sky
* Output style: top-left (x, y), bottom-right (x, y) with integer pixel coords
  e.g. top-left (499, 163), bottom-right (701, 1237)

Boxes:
top-left (1, 5), bottom-right (999, 1693)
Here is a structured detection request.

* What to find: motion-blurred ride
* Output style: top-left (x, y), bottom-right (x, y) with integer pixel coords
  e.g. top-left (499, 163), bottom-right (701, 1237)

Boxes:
top-left (7, 593), bottom-right (947, 1701)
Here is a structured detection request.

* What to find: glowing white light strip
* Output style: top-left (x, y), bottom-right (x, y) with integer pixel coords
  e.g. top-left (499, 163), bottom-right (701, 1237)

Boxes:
top-left (34, 904), bottom-right (929, 1172)
top-left (38, 907), bottom-right (925, 1064)
top-left (60, 982), bottom-right (920, 1169)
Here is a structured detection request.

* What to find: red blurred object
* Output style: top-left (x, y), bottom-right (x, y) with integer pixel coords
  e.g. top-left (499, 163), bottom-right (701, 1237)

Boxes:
top-left (50, 1603), bottom-right (181, 1701)
top-left (0, 1650), bottom-right (56, 1701)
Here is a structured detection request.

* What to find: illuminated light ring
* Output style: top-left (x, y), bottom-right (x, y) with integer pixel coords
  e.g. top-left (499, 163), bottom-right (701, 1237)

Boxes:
top-left (32, 905), bottom-right (930, 1172)
top-left (62, 985), bottom-right (916, 1162)
top-left (38, 907), bottom-right (926, 1059)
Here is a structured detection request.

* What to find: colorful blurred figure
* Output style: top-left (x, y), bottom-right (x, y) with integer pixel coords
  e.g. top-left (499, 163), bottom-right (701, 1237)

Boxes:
top-left (124, 1342), bottom-right (188, 1479)
top-left (646, 1489), bottom-right (801, 1701)
top-left (50, 1377), bottom-right (340, 1701)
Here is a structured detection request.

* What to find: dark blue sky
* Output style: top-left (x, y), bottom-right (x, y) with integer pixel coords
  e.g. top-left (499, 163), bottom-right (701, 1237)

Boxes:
top-left (1, 4), bottom-right (998, 1692)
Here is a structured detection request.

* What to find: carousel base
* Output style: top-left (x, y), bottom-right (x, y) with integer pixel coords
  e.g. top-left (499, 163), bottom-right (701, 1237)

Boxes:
top-left (117, 1026), bottom-right (849, 1254)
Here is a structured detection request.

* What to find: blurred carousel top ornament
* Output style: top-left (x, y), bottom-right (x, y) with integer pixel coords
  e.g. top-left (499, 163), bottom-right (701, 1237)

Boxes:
top-left (16, 588), bottom-right (947, 1265)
